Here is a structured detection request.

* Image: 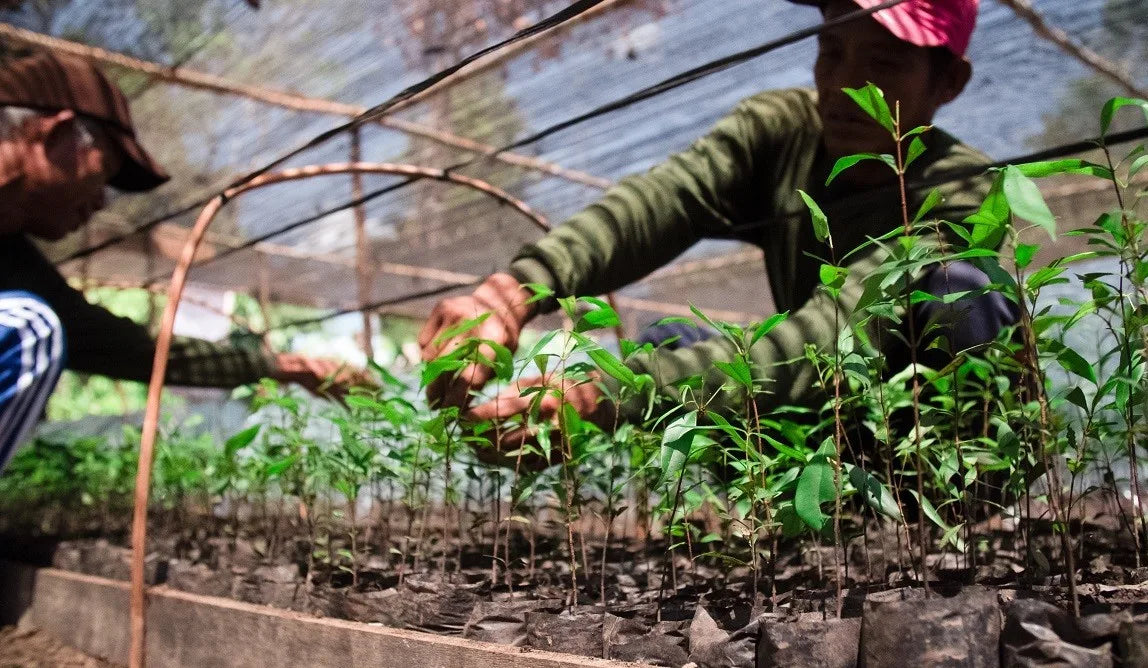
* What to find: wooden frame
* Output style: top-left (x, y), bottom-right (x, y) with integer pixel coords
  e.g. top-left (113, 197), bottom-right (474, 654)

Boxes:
top-left (1, 562), bottom-right (642, 668)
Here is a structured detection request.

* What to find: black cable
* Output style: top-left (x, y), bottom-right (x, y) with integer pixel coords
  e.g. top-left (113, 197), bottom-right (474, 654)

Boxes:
top-left (59, 0), bottom-right (898, 263)
top-left (152, 119), bottom-right (1148, 290)
top-left (490, 0), bottom-right (910, 157)
top-left (218, 0), bottom-right (615, 192)
top-left (241, 121), bottom-right (1148, 332)
top-left (57, 0), bottom-right (613, 263)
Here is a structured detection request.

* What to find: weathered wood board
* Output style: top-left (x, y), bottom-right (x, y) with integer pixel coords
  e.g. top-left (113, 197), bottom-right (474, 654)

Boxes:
top-left (1, 562), bottom-right (645, 668)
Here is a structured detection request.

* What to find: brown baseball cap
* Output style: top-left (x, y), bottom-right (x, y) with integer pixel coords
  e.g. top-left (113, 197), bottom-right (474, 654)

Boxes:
top-left (0, 52), bottom-right (170, 191)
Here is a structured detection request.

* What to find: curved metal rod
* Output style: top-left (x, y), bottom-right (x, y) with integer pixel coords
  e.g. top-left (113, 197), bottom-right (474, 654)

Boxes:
top-left (127, 161), bottom-right (550, 667)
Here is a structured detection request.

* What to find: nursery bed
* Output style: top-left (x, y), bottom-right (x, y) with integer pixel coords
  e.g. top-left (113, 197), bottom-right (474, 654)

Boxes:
top-left (0, 561), bottom-right (639, 668)
top-left (4, 534), bottom-right (1147, 668)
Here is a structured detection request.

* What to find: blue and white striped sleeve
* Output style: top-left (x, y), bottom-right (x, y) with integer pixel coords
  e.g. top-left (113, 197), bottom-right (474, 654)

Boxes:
top-left (0, 291), bottom-right (66, 471)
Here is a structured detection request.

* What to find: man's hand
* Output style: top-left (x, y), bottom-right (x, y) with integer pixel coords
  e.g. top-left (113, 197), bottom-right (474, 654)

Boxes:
top-left (272, 353), bottom-right (372, 401)
top-left (464, 373), bottom-right (615, 469)
top-left (418, 273), bottom-right (537, 408)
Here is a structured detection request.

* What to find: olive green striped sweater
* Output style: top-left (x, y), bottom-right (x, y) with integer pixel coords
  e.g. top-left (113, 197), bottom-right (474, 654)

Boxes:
top-left (509, 88), bottom-right (993, 419)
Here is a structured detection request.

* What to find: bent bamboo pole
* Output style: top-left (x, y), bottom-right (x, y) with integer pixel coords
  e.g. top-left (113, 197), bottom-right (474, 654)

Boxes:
top-left (127, 161), bottom-right (551, 667)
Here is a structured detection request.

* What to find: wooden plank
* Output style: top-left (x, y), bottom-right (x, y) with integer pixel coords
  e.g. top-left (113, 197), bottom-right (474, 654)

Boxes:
top-left (6, 564), bottom-right (644, 668)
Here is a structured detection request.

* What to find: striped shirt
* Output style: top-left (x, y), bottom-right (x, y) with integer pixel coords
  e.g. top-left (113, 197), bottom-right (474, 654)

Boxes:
top-left (0, 291), bottom-right (65, 469)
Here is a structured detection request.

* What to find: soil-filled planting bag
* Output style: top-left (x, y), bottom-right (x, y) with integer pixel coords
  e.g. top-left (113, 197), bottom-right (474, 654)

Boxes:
top-left (525, 610), bottom-right (606, 657)
top-left (603, 612), bottom-right (689, 666)
top-left (1120, 622), bottom-right (1148, 668)
top-left (687, 605), bottom-right (760, 668)
top-left (1001, 597), bottom-right (1135, 668)
top-left (757, 616), bottom-right (861, 668)
top-left (462, 598), bottom-right (564, 646)
top-left (166, 559), bottom-right (234, 598)
top-left (860, 587), bottom-right (1001, 667)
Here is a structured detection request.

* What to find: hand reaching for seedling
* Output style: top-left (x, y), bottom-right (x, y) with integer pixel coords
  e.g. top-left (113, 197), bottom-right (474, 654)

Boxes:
top-left (464, 372), bottom-right (615, 470)
top-left (272, 353), bottom-right (374, 401)
top-left (419, 273), bottom-right (536, 409)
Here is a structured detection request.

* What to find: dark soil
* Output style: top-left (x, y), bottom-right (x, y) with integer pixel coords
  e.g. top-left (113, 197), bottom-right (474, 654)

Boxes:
top-left (4, 511), bottom-right (1146, 668)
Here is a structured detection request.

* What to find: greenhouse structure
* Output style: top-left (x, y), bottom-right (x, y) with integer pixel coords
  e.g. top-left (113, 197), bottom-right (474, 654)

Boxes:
top-left (0, 0), bottom-right (1146, 666)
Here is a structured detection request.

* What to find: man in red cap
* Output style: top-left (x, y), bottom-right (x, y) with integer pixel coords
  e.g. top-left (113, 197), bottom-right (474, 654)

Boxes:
top-left (0, 52), bottom-right (359, 470)
top-left (420, 0), bottom-right (1013, 451)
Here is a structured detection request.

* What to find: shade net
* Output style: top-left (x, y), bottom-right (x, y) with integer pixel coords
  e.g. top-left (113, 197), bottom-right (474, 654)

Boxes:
top-left (1, 0), bottom-right (1145, 335)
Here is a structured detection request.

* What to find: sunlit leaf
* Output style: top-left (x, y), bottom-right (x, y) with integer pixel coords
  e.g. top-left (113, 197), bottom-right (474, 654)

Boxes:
top-left (224, 425), bottom-right (261, 459)
top-left (904, 136), bottom-right (926, 168)
top-left (913, 188), bottom-right (943, 224)
top-left (1003, 165), bottom-right (1056, 238)
top-left (714, 359), bottom-right (753, 389)
top-left (842, 82), bottom-right (895, 135)
top-left (659, 410), bottom-right (699, 486)
top-left (750, 312), bottom-right (789, 346)
top-left (1014, 159), bottom-right (1112, 179)
top-left (825, 153), bottom-right (896, 185)
top-left (1014, 243), bottom-right (1040, 269)
top-left (1100, 96), bottom-right (1148, 137)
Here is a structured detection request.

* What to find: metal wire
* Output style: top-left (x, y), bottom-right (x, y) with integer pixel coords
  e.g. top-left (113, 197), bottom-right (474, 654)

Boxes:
top-left (60, 0), bottom-right (905, 263)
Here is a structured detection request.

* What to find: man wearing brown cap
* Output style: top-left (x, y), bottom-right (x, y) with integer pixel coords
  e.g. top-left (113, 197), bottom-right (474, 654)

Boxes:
top-left (420, 0), bottom-right (1017, 452)
top-left (0, 52), bottom-right (355, 470)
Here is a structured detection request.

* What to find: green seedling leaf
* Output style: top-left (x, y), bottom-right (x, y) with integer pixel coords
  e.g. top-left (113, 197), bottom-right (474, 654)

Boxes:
top-left (820, 264), bottom-right (848, 291)
top-left (523, 283), bottom-right (555, 305)
top-left (913, 188), bottom-right (943, 224)
top-left (848, 465), bottom-right (901, 519)
top-left (659, 410), bottom-right (699, 486)
top-left (1100, 97), bottom-right (1148, 137)
top-left (825, 153), bottom-right (897, 185)
top-left (1014, 243), bottom-right (1040, 269)
top-left (224, 425), bottom-right (261, 459)
top-left (706, 411), bottom-right (748, 450)
top-left (714, 359), bottom-right (753, 389)
top-left (796, 454), bottom-right (835, 531)
top-left (905, 136), bottom-right (926, 168)
top-left (266, 454), bottom-right (299, 477)
top-left (941, 523), bottom-right (967, 552)
top-left (842, 83), bottom-right (895, 135)
top-left (587, 347), bottom-right (637, 387)
top-left (420, 357), bottom-right (467, 388)
top-left (574, 299), bottom-right (621, 333)
top-left (344, 395), bottom-right (385, 412)
top-left (965, 175), bottom-right (1010, 249)
top-left (798, 189), bottom-right (830, 244)
top-left (367, 360), bottom-right (406, 390)
top-left (432, 312), bottom-right (490, 346)
top-left (1015, 159), bottom-right (1112, 179)
top-left (1049, 342), bottom-right (1097, 384)
top-left (750, 312), bottom-right (789, 346)
top-left (485, 342), bottom-right (515, 382)
top-left (1065, 386), bottom-right (1089, 411)
top-left (910, 490), bottom-right (951, 534)
top-left (1130, 154), bottom-right (1148, 179)
top-left (910, 289), bottom-right (940, 305)
top-left (1003, 165), bottom-right (1056, 238)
